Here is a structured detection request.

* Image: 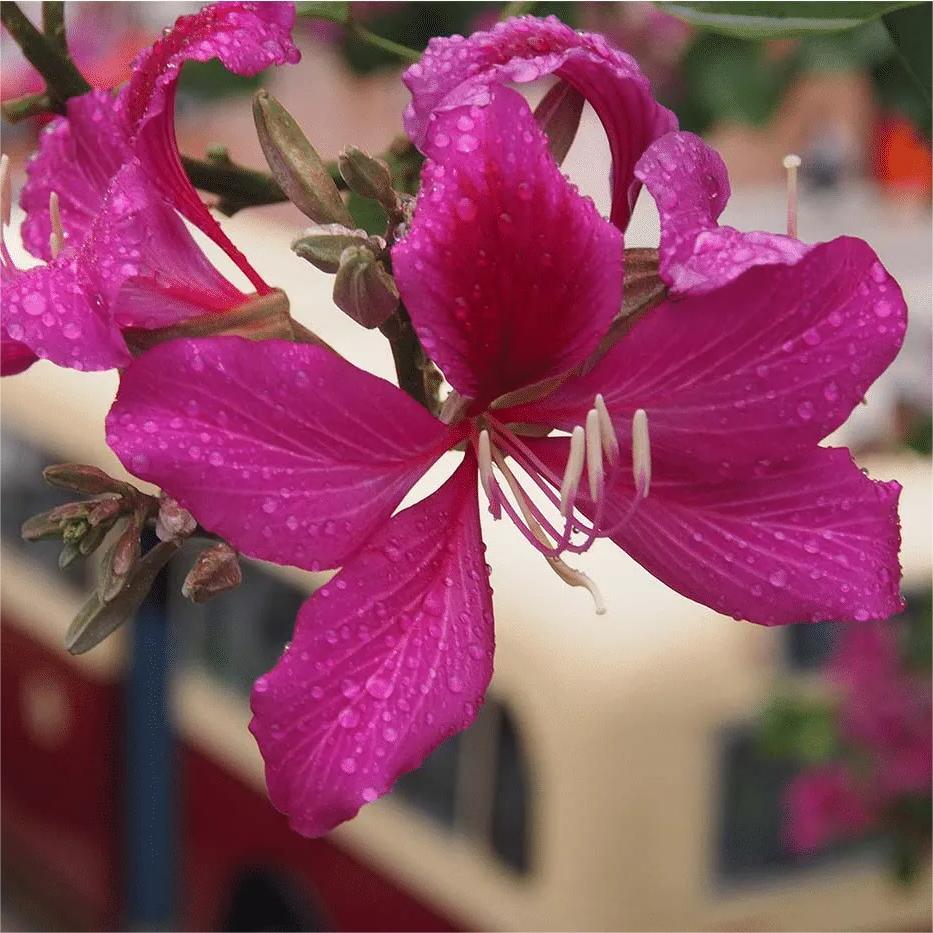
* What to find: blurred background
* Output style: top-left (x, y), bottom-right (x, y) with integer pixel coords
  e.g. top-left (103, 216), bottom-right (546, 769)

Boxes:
top-left (1, 2), bottom-right (931, 930)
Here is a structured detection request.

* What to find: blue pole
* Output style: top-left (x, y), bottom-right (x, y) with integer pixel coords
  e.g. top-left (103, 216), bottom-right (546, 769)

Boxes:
top-left (125, 541), bottom-right (175, 929)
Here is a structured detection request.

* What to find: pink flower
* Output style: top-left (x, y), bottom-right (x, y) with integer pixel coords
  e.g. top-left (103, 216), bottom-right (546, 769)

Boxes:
top-left (831, 621), bottom-right (932, 799)
top-left (1, 2), bottom-right (299, 376)
top-left (108, 65), bottom-right (905, 836)
top-left (785, 764), bottom-right (876, 854)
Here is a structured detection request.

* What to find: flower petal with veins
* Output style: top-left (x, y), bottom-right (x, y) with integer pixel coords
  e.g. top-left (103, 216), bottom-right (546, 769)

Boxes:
top-left (122, 1), bottom-right (300, 291)
top-left (394, 87), bottom-right (621, 409)
top-left (504, 238), bottom-right (906, 467)
top-left (250, 454), bottom-right (493, 838)
top-left (107, 338), bottom-right (460, 571)
top-left (635, 131), bottom-right (808, 295)
top-left (403, 14), bottom-right (677, 230)
top-left (532, 438), bottom-right (902, 626)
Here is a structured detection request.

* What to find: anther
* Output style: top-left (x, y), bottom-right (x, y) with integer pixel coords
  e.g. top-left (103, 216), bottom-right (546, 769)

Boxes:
top-left (632, 408), bottom-right (651, 499)
top-left (783, 153), bottom-right (801, 239)
top-left (49, 191), bottom-right (64, 259)
top-left (585, 408), bottom-right (603, 501)
top-left (559, 425), bottom-right (586, 517)
top-left (0, 153), bottom-right (11, 228)
top-left (594, 393), bottom-right (619, 464)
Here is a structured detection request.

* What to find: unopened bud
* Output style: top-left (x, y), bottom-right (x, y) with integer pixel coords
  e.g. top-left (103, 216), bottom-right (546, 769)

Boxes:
top-left (253, 90), bottom-right (352, 226)
top-left (65, 541), bottom-right (179, 655)
top-left (338, 146), bottom-right (400, 216)
top-left (21, 501), bottom-right (90, 541)
top-left (86, 497), bottom-right (125, 528)
top-left (292, 223), bottom-right (383, 274)
top-left (98, 513), bottom-right (144, 604)
top-left (332, 246), bottom-right (399, 329)
top-left (182, 543), bottom-right (242, 604)
top-left (534, 80), bottom-right (585, 166)
top-left (59, 541), bottom-right (82, 570)
top-left (43, 463), bottom-right (128, 497)
top-left (77, 523), bottom-right (107, 557)
top-left (155, 494), bottom-right (197, 543)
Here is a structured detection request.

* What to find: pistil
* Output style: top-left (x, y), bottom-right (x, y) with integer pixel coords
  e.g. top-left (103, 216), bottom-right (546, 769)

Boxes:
top-left (783, 153), bottom-right (801, 239)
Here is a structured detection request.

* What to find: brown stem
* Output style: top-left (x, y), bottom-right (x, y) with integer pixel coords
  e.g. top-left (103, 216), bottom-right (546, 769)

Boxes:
top-left (2, 90), bottom-right (54, 122)
top-left (1, 1), bottom-right (89, 107)
top-left (379, 304), bottom-right (438, 412)
top-left (41, 1), bottom-right (67, 54)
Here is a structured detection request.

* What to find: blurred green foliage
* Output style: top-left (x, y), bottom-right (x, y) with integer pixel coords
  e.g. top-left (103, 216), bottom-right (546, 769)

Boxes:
top-left (759, 695), bottom-right (839, 763)
top-left (658, 2), bottom-right (918, 38)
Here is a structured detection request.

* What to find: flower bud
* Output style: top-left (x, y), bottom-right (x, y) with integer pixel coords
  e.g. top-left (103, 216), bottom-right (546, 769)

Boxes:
top-left (292, 223), bottom-right (384, 274)
top-left (338, 146), bottom-right (400, 216)
top-left (43, 463), bottom-right (128, 497)
top-left (155, 493), bottom-right (197, 543)
top-left (98, 512), bottom-right (145, 604)
top-left (21, 501), bottom-right (89, 541)
top-left (332, 246), bottom-right (400, 329)
top-left (182, 543), bottom-right (242, 604)
top-left (534, 81), bottom-right (585, 166)
top-left (253, 90), bottom-right (352, 226)
top-left (65, 541), bottom-right (179, 656)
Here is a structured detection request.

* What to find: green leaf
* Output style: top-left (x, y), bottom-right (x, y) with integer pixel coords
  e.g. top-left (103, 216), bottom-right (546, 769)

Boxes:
top-left (678, 33), bottom-right (791, 131)
top-left (883, 3), bottom-right (933, 107)
top-left (758, 695), bottom-right (839, 763)
top-left (658, 2), bottom-right (921, 38)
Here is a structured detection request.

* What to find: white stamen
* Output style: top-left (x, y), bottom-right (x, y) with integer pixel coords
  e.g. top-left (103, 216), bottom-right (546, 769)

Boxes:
top-left (478, 429), bottom-right (495, 505)
top-left (585, 408), bottom-right (603, 501)
top-left (632, 408), bottom-right (651, 499)
top-left (548, 557), bottom-right (607, 615)
top-left (559, 425), bottom-right (586, 517)
top-left (0, 153), bottom-right (11, 228)
top-left (783, 153), bottom-right (801, 239)
top-left (490, 435), bottom-right (607, 616)
top-left (48, 191), bottom-right (64, 259)
top-left (594, 393), bottom-right (619, 464)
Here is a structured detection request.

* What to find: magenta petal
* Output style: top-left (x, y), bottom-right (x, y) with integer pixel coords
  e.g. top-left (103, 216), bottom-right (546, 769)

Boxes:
top-left (120, 1), bottom-right (299, 290)
top-left (510, 238), bottom-right (906, 466)
top-left (394, 88), bottom-right (621, 407)
top-left (87, 160), bottom-right (245, 326)
top-left (532, 438), bottom-right (903, 626)
top-left (403, 15), bottom-right (677, 229)
top-left (1, 328), bottom-right (38, 376)
top-left (634, 132), bottom-right (808, 294)
top-left (615, 447), bottom-right (902, 626)
top-left (2, 259), bottom-right (131, 371)
top-left (20, 90), bottom-right (128, 261)
top-left (250, 454), bottom-right (493, 837)
top-left (107, 338), bottom-right (458, 571)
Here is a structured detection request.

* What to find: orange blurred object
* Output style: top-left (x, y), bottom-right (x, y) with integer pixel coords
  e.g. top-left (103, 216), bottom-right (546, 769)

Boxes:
top-left (874, 116), bottom-right (933, 198)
